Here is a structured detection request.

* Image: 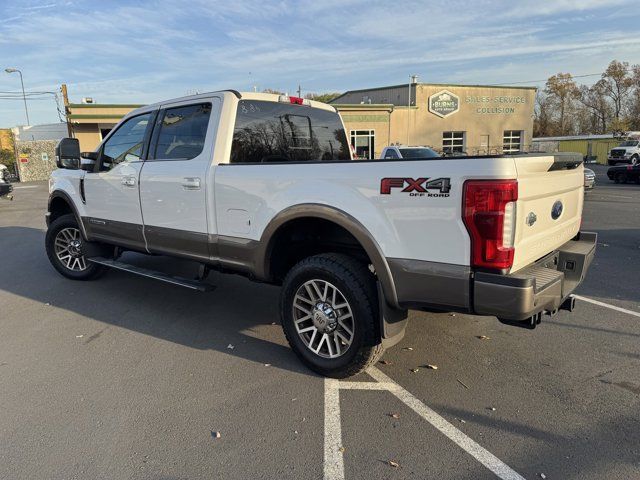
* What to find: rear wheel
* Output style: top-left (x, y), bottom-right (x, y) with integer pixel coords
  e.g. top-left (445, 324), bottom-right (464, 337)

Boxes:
top-left (45, 214), bottom-right (105, 280)
top-left (631, 155), bottom-right (639, 166)
top-left (280, 253), bottom-right (384, 378)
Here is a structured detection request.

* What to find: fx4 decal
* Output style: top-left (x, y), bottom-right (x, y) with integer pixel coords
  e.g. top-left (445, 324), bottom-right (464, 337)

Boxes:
top-left (380, 177), bottom-right (451, 197)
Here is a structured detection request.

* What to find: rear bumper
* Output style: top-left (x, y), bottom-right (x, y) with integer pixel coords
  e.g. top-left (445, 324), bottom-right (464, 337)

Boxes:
top-left (473, 231), bottom-right (597, 323)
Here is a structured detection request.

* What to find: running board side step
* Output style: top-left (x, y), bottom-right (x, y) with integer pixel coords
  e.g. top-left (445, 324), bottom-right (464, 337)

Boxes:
top-left (87, 257), bottom-right (215, 292)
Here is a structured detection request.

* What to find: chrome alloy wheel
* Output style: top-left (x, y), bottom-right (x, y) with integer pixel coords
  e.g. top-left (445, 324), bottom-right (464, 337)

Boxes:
top-left (292, 279), bottom-right (355, 359)
top-left (54, 227), bottom-right (88, 271)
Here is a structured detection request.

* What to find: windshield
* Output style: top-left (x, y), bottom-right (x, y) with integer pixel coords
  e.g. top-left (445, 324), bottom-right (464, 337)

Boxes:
top-left (231, 100), bottom-right (350, 163)
top-left (619, 141), bottom-right (639, 147)
top-left (399, 148), bottom-right (440, 159)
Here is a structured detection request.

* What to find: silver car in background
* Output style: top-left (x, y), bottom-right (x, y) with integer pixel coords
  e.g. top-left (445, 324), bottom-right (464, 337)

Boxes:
top-left (584, 167), bottom-right (596, 190)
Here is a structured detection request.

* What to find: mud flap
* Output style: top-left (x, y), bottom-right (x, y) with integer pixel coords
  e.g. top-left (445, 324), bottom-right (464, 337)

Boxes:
top-left (377, 282), bottom-right (408, 348)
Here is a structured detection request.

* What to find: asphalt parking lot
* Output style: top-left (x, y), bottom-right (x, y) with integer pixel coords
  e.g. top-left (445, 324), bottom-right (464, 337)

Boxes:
top-left (1, 164), bottom-right (639, 480)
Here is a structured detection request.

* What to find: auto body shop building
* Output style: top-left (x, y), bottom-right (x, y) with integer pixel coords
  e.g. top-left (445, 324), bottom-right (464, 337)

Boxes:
top-left (330, 83), bottom-right (536, 159)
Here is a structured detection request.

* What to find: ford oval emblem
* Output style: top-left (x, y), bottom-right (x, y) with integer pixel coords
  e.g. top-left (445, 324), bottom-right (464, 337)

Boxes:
top-left (551, 200), bottom-right (563, 220)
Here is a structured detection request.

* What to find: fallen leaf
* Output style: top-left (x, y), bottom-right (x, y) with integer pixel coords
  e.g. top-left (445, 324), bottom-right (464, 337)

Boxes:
top-left (227, 344), bottom-right (235, 350)
top-left (402, 347), bottom-right (414, 351)
top-left (388, 413), bottom-right (400, 419)
top-left (388, 460), bottom-right (400, 468)
top-left (423, 364), bottom-right (438, 370)
top-left (476, 335), bottom-right (490, 340)
top-left (338, 446), bottom-right (345, 453)
top-left (449, 313), bottom-right (456, 317)
top-left (211, 431), bottom-right (221, 439)
top-left (410, 368), bottom-right (420, 373)
top-left (379, 360), bottom-right (392, 365)
top-left (459, 419), bottom-right (466, 423)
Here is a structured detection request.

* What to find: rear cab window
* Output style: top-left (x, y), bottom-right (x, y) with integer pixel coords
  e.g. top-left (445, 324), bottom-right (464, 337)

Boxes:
top-left (152, 103), bottom-right (211, 160)
top-left (230, 100), bottom-right (350, 163)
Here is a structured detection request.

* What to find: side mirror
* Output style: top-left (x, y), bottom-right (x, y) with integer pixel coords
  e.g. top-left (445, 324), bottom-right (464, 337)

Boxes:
top-left (55, 138), bottom-right (81, 170)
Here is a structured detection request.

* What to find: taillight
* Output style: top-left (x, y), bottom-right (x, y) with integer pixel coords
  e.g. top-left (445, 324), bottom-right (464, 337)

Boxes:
top-left (278, 95), bottom-right (310, 106)
top-left (463, 180), bottom-right (518, 271)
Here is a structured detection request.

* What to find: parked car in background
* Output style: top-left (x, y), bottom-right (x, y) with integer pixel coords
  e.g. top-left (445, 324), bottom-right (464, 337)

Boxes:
top-left (607, 139), bottom-right (640, 165)
top-left (381, 145), bottom-right (440, 160)
top-left (0, 164), bottom-right (14, 199)
top-left (607, 164), bottom-right (640, 184)
top-left (583, 168), bottom-right (596, 190)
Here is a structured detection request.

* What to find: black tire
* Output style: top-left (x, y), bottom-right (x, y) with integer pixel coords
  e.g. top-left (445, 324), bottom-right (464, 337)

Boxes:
top-left (45, 214), bottom-right (106, 280)
top-left (614, 172), bottom-right (627, 184)
top-left (280, 253), bottom-right (384, 378)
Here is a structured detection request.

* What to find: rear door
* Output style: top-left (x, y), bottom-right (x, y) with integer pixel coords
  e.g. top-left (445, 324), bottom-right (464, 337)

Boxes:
top-left (511, 155), bottom-right (584, 272)
top-left (139, 98), bottom-right (219, 261)
top-left (83, 111), bottom-right (156, 250)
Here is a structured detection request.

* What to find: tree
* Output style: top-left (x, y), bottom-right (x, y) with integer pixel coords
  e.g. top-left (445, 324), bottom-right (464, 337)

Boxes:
top-left (598, 60), bottom-right (634, 121)
top-left (304, 92), bottom-right (342, 103)
top-left (262, 88), bottom-right (285, 95)
top-left (545, 73), bottom-right (579, 135)
top-left (533, 92), bottom-right (554, 137)
top-left (576, 82), bottom-right (611, 134)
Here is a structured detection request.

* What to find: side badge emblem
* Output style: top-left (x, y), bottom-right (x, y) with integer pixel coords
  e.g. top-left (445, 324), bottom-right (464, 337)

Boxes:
top-left (526, 212), bottom-right (537, 227)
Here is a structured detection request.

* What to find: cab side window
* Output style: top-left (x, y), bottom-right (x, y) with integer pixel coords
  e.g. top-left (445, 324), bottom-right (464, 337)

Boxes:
top-left (384, 149), bottom-right (398, 159)
top-left (100, 113), bottom-right (152, 171)
top-left (153, 103), bottom-right (211, 160)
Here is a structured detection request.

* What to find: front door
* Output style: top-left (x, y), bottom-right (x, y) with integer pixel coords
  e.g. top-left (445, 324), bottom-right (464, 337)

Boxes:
top-left (139, 100), bottom-right (217, 261)
top-left (83, 111), bottom-right (155, 251)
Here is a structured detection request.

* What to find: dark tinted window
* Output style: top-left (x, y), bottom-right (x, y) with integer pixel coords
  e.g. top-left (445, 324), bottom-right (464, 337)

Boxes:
top-left (154, 103), bottom-right (211, 160)
top-left (231, 100), bottom-right (350, 163)
top-left (399, 147), bottom-right (440, 159)
top-left (101, 113), bottom-right (151, 171)
top-left (384, 149), bottom-right (398, 159)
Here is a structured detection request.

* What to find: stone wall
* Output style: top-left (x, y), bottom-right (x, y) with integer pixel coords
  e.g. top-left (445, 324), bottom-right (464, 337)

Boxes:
top-left (15, 140), bottom-right (58, 182)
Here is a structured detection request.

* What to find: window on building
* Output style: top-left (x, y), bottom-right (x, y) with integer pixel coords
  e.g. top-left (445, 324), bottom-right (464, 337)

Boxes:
top-left (503, 130), bottom-right (522, 154)
top-left (442, 131), bottom-right (465, 155)
top-left (350, 130), bottom-right (375, 159)
top-left (154, 103), bottom-right (211, 160)
top-left (231, 100), bottom-right (350, 163)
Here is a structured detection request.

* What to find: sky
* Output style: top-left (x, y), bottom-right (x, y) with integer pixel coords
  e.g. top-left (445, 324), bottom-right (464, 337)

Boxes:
top-left (1, 0), bottom-right (640, 127)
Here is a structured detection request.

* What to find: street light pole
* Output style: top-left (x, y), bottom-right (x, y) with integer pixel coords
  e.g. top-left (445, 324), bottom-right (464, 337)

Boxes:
top-left (5, 68), bottom-right (30, 125)
top-left (407, 74), bottom-right (418, 145)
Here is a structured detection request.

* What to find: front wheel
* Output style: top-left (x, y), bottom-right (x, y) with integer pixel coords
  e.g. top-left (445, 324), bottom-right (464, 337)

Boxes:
top-left (45, 214), bottom-right (105, 280)
top-left (631, 155), bottom-right (639, 166)
top-left (614, 172), bottom-right (628, 184)
top-left (280, 253), bottom-right (384, 378)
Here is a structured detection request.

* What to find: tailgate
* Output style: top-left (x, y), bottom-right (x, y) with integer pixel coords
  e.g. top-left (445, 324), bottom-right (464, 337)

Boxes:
top-left (511, 154), bottom-right (584, 272)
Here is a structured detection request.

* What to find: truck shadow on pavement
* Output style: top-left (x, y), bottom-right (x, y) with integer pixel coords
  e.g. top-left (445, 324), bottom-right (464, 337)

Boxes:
top-left (0, 226), bottom-right (313, 377)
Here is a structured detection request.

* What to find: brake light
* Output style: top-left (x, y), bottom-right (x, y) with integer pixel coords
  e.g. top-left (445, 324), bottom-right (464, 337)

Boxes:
top-left (278, 95), bottom-right (310, 106)
top-left (463, 180), bottom-right (518, 270)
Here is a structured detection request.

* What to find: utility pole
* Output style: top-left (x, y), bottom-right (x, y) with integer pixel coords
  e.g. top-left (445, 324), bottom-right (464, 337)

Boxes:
top-left (5, 68), bottom-right (30, 125)
top-left (297, 84), bottom-right (302, 98)
top-left (407, 74), bottom-right (418, 145)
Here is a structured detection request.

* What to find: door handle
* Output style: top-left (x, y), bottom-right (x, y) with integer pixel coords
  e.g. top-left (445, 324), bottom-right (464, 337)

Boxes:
top-left (121, 176), bottom-right (136, 187)
top-left (182, 177), bottom-right (201, 190)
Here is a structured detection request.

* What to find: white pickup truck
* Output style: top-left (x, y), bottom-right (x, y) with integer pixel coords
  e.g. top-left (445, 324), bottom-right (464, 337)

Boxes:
top-left (47, 91), bottom-right (596, 377)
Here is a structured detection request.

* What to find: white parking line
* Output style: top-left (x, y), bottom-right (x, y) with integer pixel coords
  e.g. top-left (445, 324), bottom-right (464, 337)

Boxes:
top-left (324, 367), bottom-right (526, 480)
top-left (572, 294), bottom-right (640, 318)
